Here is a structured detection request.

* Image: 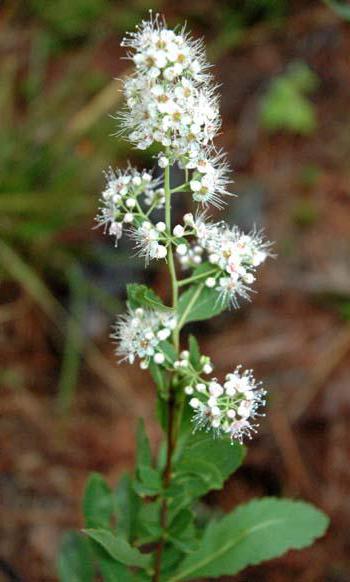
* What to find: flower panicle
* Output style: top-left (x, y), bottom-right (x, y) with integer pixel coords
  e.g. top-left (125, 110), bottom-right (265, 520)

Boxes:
top-left (112, 306), bottom-right (177, 368)
top-left (95, 166), bottom-right (162, 245)
top-left (98, 14), bottom-right (272, 447)
top-left (186, 365), bottom-right (267, 444)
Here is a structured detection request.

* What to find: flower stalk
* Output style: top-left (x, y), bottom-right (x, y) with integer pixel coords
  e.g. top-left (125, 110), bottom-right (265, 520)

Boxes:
top-left (95, 11), bottom-right (273, 577)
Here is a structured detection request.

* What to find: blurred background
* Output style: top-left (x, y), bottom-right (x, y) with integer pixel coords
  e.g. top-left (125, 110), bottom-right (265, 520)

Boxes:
top-left (1, 0), bottom-right (350, 580)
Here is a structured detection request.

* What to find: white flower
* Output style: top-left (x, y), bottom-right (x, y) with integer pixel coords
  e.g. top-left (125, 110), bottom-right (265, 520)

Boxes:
top-left (130, 221), bottom-right (167, 264)
top-left (188, 149), bottom-right (232, 208)
top-left (176, 243), bottom-right (188, 256)
top-left (156, 221), bottom-right (166, 232)
top-left (113, 307), bottom-right (177, 366)
top-left (144, 187), bottom-right (165, 209)
top-left (173, 224), bottom-right (184, 237)
top-left (121, 12), bottom-right (210, 84)
top-left (203, 362), bottom-right (214, 374)
top-left (183, 213), bottom-right (194, 226)
top-left (119, 14), bottom-right (221, 162)
top-left (187, 366), bottom-right (266, 443)
top-left (96, 166), bottom-right (160, 245)
top-left (191, 220), bottom-right (272, 307)
top-left (123, 212), bottom-right (134, 223)
top-left (156, 244), bottom-right (168, 259)
top-left (154, 352), bottom-right (165, 364)
top-left (205, 277), bottom-right (216, 288)
top-left (158, 155), bottom-right (169, 168)
top-left (157, 328), bottom-right (171, 341)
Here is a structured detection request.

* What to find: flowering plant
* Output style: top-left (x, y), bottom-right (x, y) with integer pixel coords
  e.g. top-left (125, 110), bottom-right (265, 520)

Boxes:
top-left (59, 13), bottom-right (328, 582)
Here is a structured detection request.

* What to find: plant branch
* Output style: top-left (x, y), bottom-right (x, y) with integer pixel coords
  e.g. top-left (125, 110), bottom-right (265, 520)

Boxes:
top-left (177, 268), bottom-right (218, 288)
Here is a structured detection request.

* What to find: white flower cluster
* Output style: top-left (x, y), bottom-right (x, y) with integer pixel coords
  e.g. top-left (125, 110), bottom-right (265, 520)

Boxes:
top-left (178, 213), bottom-right (271, 307)
top-left (119, 12), bottom-right (232, 207)
top-left (96, 167), bottom-right (162, 245)
top-left (113, 307), bottom-right (177, 368)
top-left (121, 76), bottom-right (220, 161)
top-left (187, 366), bottom-right (266, 444)
top-left (187, 150), bottom-right (231, 208)
top-left (130, 220), bottom-right (168, 263)
top-left (121, 13), bottom-right (209, 83)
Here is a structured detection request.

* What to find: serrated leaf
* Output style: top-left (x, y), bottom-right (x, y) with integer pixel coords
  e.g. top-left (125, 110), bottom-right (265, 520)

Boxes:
top-left (127, 283), bottom-right (170, 311)
top-left (83, 529), bottom-right (151, 569)
top-left (178, 285), bottom-right (228, 326)
top-left (168, 498), bottom-right (329, 581)
top-left (83, 473), bottom-right (113, 529)
top-left (57, 531), bottom-right (94, 582)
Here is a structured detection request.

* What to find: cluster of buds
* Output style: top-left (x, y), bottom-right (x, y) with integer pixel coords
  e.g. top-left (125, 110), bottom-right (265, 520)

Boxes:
top-left (96, 167), bottom-right (162, 245)
top-left (187, 366), bottom-right (266, 444)
top-left (113, 307), bottom-right (177, 368)
top-left (173, 349), bottom-right (214, 375)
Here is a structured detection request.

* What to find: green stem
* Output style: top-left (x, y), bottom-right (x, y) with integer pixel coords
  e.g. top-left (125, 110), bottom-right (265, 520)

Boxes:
top-left (164, 165), bottom-right (179, 350)
top-left (176, 283), bottom-right (204, 332)
top-left (178, 268), bottom-right (218, 288)
top-left (153, 163), bottom-right (180, 582)
top-left (170, 181), bottom-right (190, 194)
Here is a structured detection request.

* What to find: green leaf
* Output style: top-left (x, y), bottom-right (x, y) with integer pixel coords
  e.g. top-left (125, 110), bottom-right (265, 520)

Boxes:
top-left (115, 473), bottom-right (140, 541)
top-left (188, 335), bottom-right (201, 369)
top-left (161, 546), bottom-right (186, 581)
top-left (136, 419), bottom-right (152, 470)
top-left (168, 509), bottom-right (198, 553)
top-left (158, 339), bottom-right (177, 363)
top-left (127, 283), bottom-right (170, 311)
top-left (90, 541), bottom-right (132, 582)
top-left (156, 394), bottom-right (169, 432)
top-left (83, 473), bottom-right (113, 529)
top-left (135, 421), bottom-right (163, 496)
top-left (57, 531), bottom-right (94, 582)
top-left (138, 500), bottom-right (162, 542)
top-left (168, 498), bottom-right (329, 581)
top-left (178, 285), bottom-right (228, 326)
top-left (83, 529), bottom-right (151, 569)
top-left (149, 360), bottom-right (169, 397)
top-left (173, 431), bottom-right (244, 500)
top-left (134, 465), bottom-right (163, 496)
